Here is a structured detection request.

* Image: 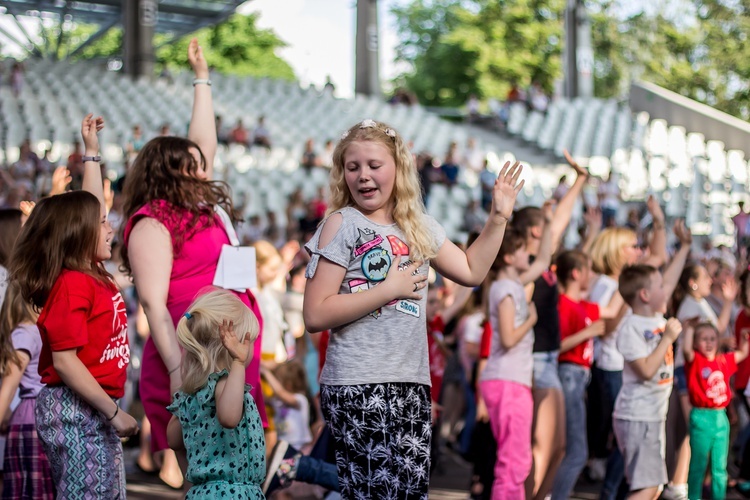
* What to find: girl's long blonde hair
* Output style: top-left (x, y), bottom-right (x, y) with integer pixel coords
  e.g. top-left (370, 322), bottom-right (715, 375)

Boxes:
top-left (328, 120), bottom-right (438, 260)
top-left (175, 289), bottom-right (259, 395)
top-left (0, 282), bottom-right (38, 376)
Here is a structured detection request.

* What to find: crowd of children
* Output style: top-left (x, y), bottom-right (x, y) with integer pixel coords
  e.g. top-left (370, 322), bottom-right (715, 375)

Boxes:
top-left (4, 38), bottom-right (750, 500)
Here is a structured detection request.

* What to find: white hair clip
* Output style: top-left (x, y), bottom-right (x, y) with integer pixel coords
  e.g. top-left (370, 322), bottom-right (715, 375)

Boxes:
top-left (384, 128), bottom-right (396, 139)
top-left (360, 119), bottom-right (377, 128)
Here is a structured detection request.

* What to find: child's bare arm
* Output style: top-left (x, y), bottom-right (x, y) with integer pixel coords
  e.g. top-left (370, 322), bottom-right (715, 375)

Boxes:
top-left (628, 318), bottom-right (682, 380)
top-left (549, 150), bottom-right (588, 253)
top-left (475, 358), bottom-right (489, 422)
top-left (440, 285), bottom-right (473, 325)
top-left (520, 202), bottom-right (553, 285)
top-left (600, 292), bottom-right (625, 320)
top-left (0, 351), bottom-right (28, 430)
top-left (80, 114), bottom-right (106, 208)
top-left (560, 320), bottom-right (605, 354)
top-left (682, 318), bottom-right (699, 364)
top-left (215, 320), bottom-right (253, 429)
top-left (215, 362), bottom-right (247, 428)
top-left (166, 416), bottom-right (185, 451)
top-left (497, 297), bottom-right (536, 350)
top-left (641, 196), bottom-right (667, 268)
top-left (662, 220), bottom-right (692, 298)
top-left (736, 330), bottom-right (750, 363)
top-left (260, 366), bottom-right (301, 409)
top-left (432, 162), bottom-right (523, 286)
top-left (579, 206), bottom-right (602, 254)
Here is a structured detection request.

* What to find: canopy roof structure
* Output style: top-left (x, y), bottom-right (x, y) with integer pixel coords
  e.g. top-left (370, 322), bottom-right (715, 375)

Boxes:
top-left (0, 0), bottom-right (245, 58)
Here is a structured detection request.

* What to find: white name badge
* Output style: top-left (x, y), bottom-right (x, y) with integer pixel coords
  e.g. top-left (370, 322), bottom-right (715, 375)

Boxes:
top-left (213, 244), bottom-right (257, 292)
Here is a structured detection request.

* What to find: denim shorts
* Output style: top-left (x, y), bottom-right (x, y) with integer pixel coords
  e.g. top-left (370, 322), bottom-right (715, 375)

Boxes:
top-left (533, 351), bottom-right (563, 390)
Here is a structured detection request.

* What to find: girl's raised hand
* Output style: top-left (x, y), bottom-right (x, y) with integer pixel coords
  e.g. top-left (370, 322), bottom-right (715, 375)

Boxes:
top-left (49, 166), bottom-right (72, 195)
top-left (384, 255), bottom-right (427, 301)
top-left (646, 195), bottom-right (665, 226)
top-left (562, 149), bottom-right (589, 178)
top-left (188, 38), bottom-right (209, 79)
top-left (723, 279), bottom-right (739, 303)
top-left (219, 320), bottom-right (252, 367)
top-left (673, 219), bottom-right (693, 246)
top-left (81, 113), bottom-right (104, 154)
top-left (491, 161), bottom-right (525, 223)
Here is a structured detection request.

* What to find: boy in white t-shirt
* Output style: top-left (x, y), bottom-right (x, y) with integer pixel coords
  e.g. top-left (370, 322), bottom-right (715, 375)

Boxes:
top-left (614, 264), bottom-right (683, 500)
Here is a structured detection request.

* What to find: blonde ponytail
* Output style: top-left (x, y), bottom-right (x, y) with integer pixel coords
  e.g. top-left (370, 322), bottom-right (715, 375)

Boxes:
top-left (175, 289), bottom-right (260, 394)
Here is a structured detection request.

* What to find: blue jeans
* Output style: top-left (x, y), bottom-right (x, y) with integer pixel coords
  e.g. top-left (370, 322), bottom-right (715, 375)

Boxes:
top-left (297, 424), bottom-right (339, 491)
top-left (551, 363), bottom-right (590, 500)
top-left (297, 456), bottom-right (340, 492)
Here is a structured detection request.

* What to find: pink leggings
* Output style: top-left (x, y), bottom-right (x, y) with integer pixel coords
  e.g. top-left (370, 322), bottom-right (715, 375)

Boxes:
top-left (480, 379), bottom-right (533, 499)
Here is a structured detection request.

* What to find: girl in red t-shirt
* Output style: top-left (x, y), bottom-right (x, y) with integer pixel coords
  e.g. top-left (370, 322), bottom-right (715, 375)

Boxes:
top-left (684, 321), bottom-right (749, 499)
top-left (8, 115), bottom-right (139, 497)
top-left (552, 250), bottom-right (618, 499)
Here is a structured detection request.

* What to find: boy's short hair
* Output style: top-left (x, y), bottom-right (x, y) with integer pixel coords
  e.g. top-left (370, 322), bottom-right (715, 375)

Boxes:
top-left (619, 264), bottom-right (658, 307)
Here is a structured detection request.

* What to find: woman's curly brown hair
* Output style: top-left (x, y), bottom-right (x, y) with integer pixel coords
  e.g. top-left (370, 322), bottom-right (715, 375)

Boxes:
top-left (120, 136), bottom-right (239, 276)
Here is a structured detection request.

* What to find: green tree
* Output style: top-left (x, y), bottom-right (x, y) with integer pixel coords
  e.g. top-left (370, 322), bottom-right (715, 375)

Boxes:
top-left (156, 13), bottom-right (294, 80)
top-left (391, 0), bottom-right (565, 108)
top-left (22, 13), bottom-right (294, 81)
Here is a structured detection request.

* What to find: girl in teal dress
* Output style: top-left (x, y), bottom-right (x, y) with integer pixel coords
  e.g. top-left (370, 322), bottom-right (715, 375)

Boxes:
top-left (166, 290), bottom-right (265, 499)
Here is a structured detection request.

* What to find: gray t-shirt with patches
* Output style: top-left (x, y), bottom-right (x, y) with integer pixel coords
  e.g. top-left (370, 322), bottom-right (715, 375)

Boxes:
top-left (305, 207), bottom-right (446, 386)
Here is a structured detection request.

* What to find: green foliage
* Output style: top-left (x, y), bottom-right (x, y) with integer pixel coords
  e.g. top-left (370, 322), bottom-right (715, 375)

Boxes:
top-left (391, 0), bottom-right (565, 108)
top-left (156, 13), bottom-right (294, 80)
top-left (28, 13), bottom-right (293, 81)
top-left (392, 0), bottom-right (750, 120)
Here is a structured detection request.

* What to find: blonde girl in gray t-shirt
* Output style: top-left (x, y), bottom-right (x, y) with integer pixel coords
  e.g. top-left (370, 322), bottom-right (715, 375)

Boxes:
top-left (303, 119), bottom-right (524, 499)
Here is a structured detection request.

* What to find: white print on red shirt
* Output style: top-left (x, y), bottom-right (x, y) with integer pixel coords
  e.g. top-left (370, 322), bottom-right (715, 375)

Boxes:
top-left (100, 292), bottom-right (130, 369)
top-left (582, 317), bottom-right (594, 364)
top-left (704, 369), bottom-right (729, 406)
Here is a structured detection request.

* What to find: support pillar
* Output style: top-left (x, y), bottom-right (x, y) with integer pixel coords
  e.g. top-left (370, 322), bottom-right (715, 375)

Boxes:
top-left (123, 0), bottom-right (157, 78)
top-left (355, 0), bottom-right (380, 97)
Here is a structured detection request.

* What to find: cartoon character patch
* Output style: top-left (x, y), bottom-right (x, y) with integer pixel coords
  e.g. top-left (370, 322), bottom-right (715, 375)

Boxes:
top-left (354, 228), bottom-right (384, 257)
top-left (362, 248), bottom-right (391, 281)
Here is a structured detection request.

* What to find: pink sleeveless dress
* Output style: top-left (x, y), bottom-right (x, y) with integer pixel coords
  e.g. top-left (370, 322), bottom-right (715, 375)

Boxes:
top-left (124, 201), bottom-right (267, 453)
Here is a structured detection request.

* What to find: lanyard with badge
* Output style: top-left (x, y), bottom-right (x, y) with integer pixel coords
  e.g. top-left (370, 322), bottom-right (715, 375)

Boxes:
top-left (213, 206), bottom-right (257, 292)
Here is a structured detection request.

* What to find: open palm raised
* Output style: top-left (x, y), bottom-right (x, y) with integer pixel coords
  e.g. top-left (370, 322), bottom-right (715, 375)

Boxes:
top-left (491, 161), bottom-right (525, 222)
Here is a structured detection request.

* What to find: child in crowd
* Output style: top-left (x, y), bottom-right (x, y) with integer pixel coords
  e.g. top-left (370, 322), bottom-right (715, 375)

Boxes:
top-left (8, 115), bottom-right (139, 496)
top-left (303, 118), bottom-right (523, 498)
top-left (683, 321), bottom-right (748, 500)
top-left (551, 250), bottom-right (622, 500)
top-left (254, 239), bottom-right (289, 457)
top-left (476, 229), bottom-right (538, 498)
top-left (670, 262), bottom-right (738, 497)
top-left (166, 289), bottom-right (265, 499)
top-left (614, 264), bottom-right (685, 500)
top-left (260, 361), bottom-right (313, 452)
top-left (0, 283), bottom-right (53, 498)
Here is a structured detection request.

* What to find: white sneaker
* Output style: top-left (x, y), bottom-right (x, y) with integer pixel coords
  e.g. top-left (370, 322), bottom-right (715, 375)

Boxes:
top-left (661, 483), bottom-right (688, 500)
top-left (587, 458), bottom-right (607, 481)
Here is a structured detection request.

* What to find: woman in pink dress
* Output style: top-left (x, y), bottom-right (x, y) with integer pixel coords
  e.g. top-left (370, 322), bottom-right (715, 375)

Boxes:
top-left (120, 39), bottom-right (265, 489)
